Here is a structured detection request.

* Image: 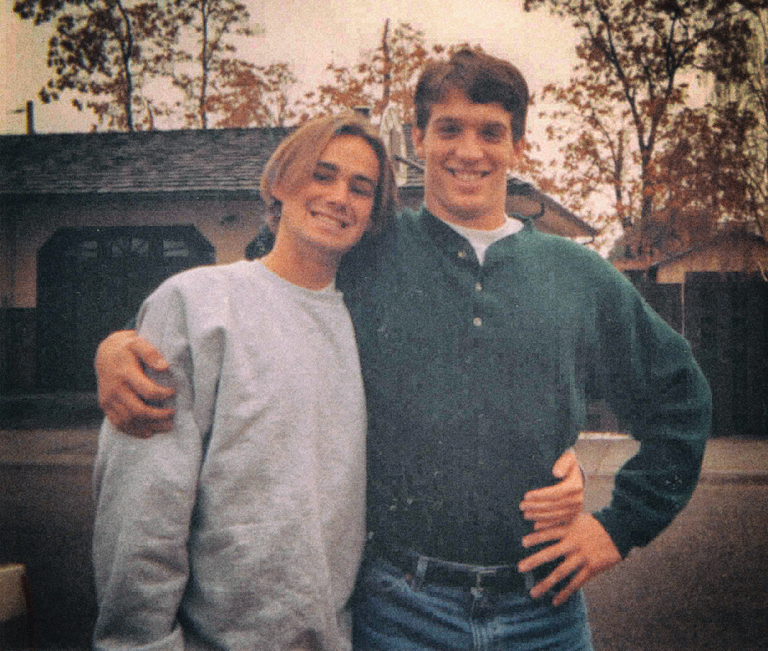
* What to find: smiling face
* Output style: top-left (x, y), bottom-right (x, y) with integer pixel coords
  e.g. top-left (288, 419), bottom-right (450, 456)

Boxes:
top-left (270, 134), bottom-right (380, 277)
top-left (414, 89), bottom-right (524, 231)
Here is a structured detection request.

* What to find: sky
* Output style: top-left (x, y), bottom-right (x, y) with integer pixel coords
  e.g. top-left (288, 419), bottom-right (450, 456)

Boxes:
top-left (0, 0), bottom-right (582, 142)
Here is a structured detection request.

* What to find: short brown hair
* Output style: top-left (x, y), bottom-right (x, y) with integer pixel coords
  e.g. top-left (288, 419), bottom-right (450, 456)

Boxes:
top-left (414, 49), bottom-right (529, 143)
top-left (260, 113), bottom-right (398, 234)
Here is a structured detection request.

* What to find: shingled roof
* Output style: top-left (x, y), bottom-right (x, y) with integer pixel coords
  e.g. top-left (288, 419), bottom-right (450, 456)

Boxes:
top-left (0, 127), bottom-right (293, 196)
top-left (0, 123), bottom-right (598, 239)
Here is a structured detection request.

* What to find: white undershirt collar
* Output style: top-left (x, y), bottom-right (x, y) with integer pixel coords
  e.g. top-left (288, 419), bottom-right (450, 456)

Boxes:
top-left (446, 215), bottom-right (524, 264)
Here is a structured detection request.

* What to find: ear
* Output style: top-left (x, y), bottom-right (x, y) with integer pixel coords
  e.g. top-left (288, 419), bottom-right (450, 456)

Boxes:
top-left (509, 137), bottom-right (526, 169)
top-left (413, 127), bottom-right (426, 159)
top-left (271, 181), bottom-right (287, 203)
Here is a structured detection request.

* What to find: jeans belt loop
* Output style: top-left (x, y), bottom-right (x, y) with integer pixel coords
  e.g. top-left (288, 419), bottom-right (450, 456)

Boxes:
top-left (413, 555), bottom-right (429, 590)
top-left (523, 570), bottom-right (536, 592)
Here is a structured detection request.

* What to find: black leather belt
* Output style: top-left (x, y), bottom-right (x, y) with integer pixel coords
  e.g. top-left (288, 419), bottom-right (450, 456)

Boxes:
top-left (374, 546), bottom-right (534, 592)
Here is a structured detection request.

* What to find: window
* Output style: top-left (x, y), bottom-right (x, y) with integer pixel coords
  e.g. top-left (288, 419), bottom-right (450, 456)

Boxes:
top-left (163, 239), bottom-right (190, 257)
top-left (111, 236), bottom-right (149, 257)
top-left (65, 240), bottom-right (98, 260)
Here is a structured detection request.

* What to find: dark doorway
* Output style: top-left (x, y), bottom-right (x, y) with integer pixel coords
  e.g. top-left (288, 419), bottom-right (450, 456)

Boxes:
top-left (36, 225), bottom-right (215, 390)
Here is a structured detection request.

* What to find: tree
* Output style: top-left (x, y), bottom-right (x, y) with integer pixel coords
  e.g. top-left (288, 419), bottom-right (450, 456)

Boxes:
top-left (298, 20), bottom-right (476, 125)
top-left (165, 0), bottom-right (257, 129)
top-left (523, 0), bottom-right (758, 259)
top-left (13, 0), bottom-right (277, 131)
top-left (638, 101), bottom-right (757, 255)
top-left (710, 4), bottom-right (768, 239)
top-left (13, 0), bottom-right (181, 131)
top-left (207, 60), bottom-right (298, 127)
top-left (534, 71), bottom-right (641, 236)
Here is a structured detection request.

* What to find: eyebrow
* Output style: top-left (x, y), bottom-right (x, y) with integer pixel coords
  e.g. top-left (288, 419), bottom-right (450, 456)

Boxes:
top-left (316, 161), bottom-right (377, 188)
top-left (433, 116), bottom-right (509, 132)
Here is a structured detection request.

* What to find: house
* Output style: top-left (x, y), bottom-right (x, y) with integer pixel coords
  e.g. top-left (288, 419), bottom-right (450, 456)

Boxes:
top-left (646, 226), bottom-right (768, 284)
top-left (1, 128), bottom-right (289, 391)
top-left (1, 119), bottom-right (598, 393)
top-left (609, 221), bottom-right (768, 438)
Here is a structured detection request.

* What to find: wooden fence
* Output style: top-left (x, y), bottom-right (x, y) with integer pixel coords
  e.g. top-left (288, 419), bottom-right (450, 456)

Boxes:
top-left (637, 272), bottom-right (767, 438)
top-left (3, 268), bottom-right (766, 438)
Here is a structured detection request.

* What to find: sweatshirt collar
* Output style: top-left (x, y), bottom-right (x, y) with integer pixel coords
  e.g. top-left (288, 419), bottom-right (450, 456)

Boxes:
top-left (417, 205), bottom-right (531, 264)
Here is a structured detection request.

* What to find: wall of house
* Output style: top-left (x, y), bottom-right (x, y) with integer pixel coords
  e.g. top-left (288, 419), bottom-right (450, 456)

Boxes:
top-left (655, 240), bottom-right (768, 283)
top-left (1, 193), bottom-right (266, 308)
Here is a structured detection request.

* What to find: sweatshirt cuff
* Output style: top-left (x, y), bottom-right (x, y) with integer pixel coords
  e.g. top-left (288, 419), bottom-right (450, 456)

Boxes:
top-left (592, 507), bottom-right (638, 559)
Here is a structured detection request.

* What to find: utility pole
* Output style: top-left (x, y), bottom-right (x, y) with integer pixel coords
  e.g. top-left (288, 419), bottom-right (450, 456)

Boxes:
top-left (26, 101), bottom-right (34, 135)
top-left (8, 101), bottom-right (35, 135)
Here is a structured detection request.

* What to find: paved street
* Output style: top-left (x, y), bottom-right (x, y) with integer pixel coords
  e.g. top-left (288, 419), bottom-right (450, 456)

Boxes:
top-left (583, 477), bottom-right (768, 651)
top-left (1, 401), bottom-right (767, 650)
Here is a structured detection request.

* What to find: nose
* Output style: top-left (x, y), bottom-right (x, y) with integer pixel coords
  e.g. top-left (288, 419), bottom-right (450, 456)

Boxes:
top-left (455, 132), bottom-right (484, 161)
top-left (326, 179), bottom-right (349, 205)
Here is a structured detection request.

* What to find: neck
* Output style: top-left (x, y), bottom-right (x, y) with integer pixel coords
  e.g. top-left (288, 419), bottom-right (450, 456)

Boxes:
top-left (425, 202), bottom-right (507, 231)
top-left (261, 239), bottom-right (339, 290)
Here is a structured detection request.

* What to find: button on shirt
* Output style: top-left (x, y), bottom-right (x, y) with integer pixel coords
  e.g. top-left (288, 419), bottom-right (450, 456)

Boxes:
top-left (449, 216), bottom-right (523, 338)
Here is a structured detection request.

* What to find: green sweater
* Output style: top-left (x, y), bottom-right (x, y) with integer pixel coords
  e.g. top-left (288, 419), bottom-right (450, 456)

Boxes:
top-left (339, 206), bottom-right (711, 565)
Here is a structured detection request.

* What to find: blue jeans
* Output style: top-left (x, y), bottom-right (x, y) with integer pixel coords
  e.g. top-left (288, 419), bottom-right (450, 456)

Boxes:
top-left (353, 556), bottom-right (593, 651)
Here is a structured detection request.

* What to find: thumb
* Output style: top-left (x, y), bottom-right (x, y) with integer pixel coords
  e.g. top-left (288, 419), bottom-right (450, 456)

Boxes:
top-left (552, 448), bottom-right (576, 479)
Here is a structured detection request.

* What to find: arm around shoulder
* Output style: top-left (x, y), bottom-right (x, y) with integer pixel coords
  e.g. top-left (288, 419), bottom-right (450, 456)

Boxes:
top-left (95, 329), bottom-right (176, 438)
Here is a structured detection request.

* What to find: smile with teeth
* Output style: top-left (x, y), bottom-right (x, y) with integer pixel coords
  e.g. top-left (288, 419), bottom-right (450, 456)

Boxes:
top-left (449, 169), bottom-right (490, 181)
top-left (310, 208), bottom-right (349, 230)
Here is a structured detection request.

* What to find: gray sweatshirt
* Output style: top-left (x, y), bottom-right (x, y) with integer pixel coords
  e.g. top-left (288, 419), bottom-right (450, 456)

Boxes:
top-left (93, 260), bottom-right (367, 651)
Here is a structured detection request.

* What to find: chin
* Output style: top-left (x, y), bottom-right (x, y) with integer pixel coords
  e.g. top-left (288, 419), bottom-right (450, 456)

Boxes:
top-left (449, 205), bottom-right (489, 221)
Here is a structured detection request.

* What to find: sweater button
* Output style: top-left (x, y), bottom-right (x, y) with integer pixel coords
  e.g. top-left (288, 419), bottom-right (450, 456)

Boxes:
top-left (458, 250), bottom-right (468, 259)
top-left (475, 282), bottom-right (483, 292)
top-left (473, 317), bottom-right (483, 327)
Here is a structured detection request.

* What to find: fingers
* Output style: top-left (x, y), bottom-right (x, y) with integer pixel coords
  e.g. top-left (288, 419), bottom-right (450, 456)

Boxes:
top-left (522, 449), bottom-right (584, 503)
top-left (520, 526), bottom-right (569, 563)
top-left (104, 393), bottom-right (175, 437)
top-left (122, 335), bottom-right (174, 402)
top-left (128, 369), bottom-right (176, 404)
top-left (551, 568), bottom-right (592, 606)
top-left (95, 329), bottom-right (175, 437)
top-left (127, 334), bottom-right (170, 374)
top-left (526, 547), bottom-right (594, 606)
top-left (520, 490), bottom-right (582, 513)
top-left (523, 505), bottom-right (581, 531)
top-left (522, 481), bottom-right (582, 503)
top-left (529, 551), bottom-right (587, 603)
top-left (520, 450), bottom-right (585, 531)
top-left (521, 498), bottom-right (583, 532)
top-left (518, 514), bottom-right (622, 607)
